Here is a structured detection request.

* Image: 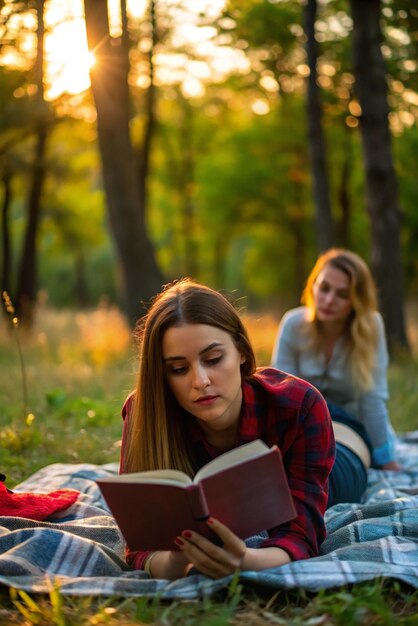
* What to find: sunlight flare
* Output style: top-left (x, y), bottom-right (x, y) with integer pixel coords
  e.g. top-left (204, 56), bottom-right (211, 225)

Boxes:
top-left (45, 17), bottom-right (92, 99)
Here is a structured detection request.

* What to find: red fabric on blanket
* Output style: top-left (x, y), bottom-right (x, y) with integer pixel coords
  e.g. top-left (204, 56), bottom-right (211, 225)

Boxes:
top-left (0, 482), bottom-right (79, 520)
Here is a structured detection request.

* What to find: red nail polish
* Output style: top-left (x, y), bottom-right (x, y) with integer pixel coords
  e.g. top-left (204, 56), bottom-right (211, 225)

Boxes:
top-left (207, 517), bottom-right (214, 525)
top-left (174, 536), bottom-right (184, 546)
top-left (182, 530), bottom-right (192, 539)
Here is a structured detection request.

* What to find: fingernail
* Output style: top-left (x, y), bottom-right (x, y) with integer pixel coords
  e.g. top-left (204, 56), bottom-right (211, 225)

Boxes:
top-left (174, 536), bottom-right (184, 546)
top-left (182, 530), bottom-right (192, 539)
top-left (207, 517), bottom-right (214, 525)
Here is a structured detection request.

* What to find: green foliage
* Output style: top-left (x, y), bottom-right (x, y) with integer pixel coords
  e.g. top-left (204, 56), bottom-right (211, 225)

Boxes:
top-left (1, 0), bottom-right (417, 308)
top-left (39, 246), bottom-right (119, 307)
top-left (37, 118), bottom-right (118, 307)
top-left (0, 67), bottom-right (29, 131)
top-left (227, 0), bottom-right (300, 52)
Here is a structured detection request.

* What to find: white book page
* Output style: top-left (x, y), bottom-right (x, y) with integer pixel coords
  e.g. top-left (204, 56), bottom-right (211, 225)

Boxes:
top-left (194, 439), bottom-right (269, 482)
top-left (110, 469), bottom-right (192, 486)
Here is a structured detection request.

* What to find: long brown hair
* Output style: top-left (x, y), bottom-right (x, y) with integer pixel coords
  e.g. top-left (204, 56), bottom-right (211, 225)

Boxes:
top-left (123, 279), bottom-right (257, 474)
top-left (301, 248), bottom-right (379, 391)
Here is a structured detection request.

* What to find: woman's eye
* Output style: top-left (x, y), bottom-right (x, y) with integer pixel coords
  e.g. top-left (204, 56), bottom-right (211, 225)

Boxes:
top-left (205, 355), bottom-right (222, 367)
top-left (169, 364), bottom-right (188, 375)
top-left (319, 284), bottom-right (330, 293)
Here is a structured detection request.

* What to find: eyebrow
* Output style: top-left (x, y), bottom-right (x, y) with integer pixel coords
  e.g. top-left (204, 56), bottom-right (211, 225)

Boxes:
top-left (319, 280), bottom-right (349, 291)
top-left (163, 341), bottom-right (223, 362)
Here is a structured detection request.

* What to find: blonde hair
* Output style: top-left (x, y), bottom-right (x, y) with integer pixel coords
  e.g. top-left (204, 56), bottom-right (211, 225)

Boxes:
top-left (301, 248), bottom-right (379, 391)
top-left (123, 278), bottom-right (256, 475)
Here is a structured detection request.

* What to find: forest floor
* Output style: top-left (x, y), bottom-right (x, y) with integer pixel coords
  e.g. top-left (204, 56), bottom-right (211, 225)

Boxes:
top-left (1, 302), bottom-right (418, 625)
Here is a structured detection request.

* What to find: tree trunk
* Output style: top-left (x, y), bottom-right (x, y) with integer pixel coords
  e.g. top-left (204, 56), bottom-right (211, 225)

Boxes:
top-left (289, 172), bottom-right (308, 297)
top-left (350, 0), bottom-right (410, 352)
top-left (304, 0), bottom-right (334, 252)
top-left (15, 126), bottom-right (47, 323)
top-left (337, 126), bottom-right (352, 248)
top-left (15, 0), bottom-right (48, 325)
top-left (74, 249), bottom-right (89, 308)
top-left (84, 0), bottom-right (163, 325)
top-left (1, 167), bottom-right (12, 297)
top-left (136, 0), bottom-right (157, 212)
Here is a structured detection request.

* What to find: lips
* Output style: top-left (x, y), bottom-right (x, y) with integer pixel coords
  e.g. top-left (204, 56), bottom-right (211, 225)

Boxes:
top-left (194, 395), bottom-right (219, 405)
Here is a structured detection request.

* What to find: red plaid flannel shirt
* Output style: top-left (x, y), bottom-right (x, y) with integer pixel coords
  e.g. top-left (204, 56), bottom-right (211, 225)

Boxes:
top-left (121, 367), bottom-right (335, 570)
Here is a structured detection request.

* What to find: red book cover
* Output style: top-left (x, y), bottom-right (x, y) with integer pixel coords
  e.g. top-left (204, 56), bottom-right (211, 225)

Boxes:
top-left (97, 481), bottom-right (213, 550)
top-left (97, 440), bottom-right (296, 551)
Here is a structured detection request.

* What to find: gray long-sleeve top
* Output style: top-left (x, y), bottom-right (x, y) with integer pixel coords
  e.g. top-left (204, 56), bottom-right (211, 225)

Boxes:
top-left (271, 306), bottom-right (396, 465)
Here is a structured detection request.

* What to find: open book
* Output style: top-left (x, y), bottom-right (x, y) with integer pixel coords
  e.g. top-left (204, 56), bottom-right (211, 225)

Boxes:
top-left (97, 439), bottom-right (297, 551)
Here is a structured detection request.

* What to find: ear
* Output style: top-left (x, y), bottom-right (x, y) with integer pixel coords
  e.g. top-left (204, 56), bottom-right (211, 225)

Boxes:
top-left (240, 354), bottom-right (246, 365)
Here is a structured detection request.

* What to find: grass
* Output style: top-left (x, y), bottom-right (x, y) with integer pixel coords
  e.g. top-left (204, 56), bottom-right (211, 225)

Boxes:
top-left (0, 576), bottom-right (418, 625)
top-left (1, 301), bottom-right (418, 625)
top-left (0, 303), bottom-right (134, 485)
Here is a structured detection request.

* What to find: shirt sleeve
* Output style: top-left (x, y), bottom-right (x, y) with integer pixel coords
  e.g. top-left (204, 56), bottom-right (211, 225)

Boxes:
top-left (125, 547), bottom-right (151, 570)
top-left (357, 313), bottom-right (396, 465)
top-left (260, 384), bottom-right (335, 560)
top-left (271, 309), bottom-right (301, 376)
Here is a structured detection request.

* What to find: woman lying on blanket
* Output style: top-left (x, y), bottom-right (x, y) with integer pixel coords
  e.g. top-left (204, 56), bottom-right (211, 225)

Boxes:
top-left (271, 247), bottom-right (401, 479)
top-left (120, 279), bottom-right (370, 580)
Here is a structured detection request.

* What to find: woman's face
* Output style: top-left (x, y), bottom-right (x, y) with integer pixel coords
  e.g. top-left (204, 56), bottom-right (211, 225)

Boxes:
top-left (162, 323), bottom-right (245, 437)
top-left (312, 263), bottom-right (353, 325)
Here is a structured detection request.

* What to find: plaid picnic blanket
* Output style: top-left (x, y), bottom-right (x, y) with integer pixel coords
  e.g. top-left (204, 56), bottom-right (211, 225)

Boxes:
top-left (0, 434), bottom-right (418, 598)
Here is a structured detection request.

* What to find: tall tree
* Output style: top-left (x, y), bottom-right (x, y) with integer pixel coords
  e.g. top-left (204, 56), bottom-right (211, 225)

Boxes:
top-left (349, 0), bottom-right (410, 352)
top-left (304, 0), bottom-right (334, 252)
top-left (84, 0), bottom-right (163, 324)
top-left (336, 126), bottom-right (353, 248)
top-left (1, 164), bottom-right (12, 296)
top-left (136, 0), bottom-right (157, 212)
top-left (15, 0), bottom-right (49, 324)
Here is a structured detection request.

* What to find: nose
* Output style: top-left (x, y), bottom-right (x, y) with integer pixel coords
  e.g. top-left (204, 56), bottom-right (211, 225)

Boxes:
top-left (323, 290), bottom-right (336, 305)
top-left (192, 364), bottom-right (210, 389)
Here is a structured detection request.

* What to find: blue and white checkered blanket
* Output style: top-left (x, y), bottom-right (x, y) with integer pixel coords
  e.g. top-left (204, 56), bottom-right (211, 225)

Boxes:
top-left (1, 434), bottom-right (418, 598)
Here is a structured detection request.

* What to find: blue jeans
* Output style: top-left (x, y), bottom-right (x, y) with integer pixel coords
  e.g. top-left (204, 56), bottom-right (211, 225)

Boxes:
top-left (327, 403), bottom-right (372, 508)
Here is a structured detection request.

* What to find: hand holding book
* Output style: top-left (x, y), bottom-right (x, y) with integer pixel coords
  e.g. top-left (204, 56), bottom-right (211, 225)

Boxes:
top-left (173, 514), bottom-right (293, 578)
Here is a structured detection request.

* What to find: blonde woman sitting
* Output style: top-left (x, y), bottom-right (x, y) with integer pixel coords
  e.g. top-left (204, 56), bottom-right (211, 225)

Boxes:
top-left (272, 249), bottom-right (401, 505)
